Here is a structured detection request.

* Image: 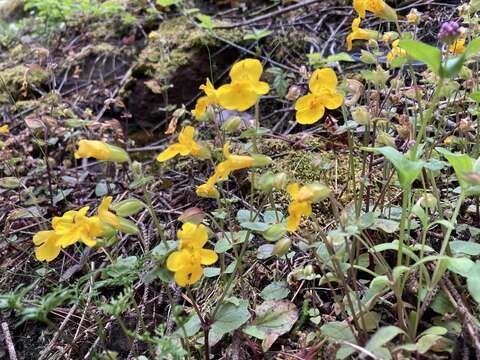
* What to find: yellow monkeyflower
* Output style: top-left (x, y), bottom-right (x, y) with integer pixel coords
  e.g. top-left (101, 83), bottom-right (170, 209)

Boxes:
top-left (52, 207), bottom-right (103, 248)
top-left (196, 175), bottom-right (219, 199)
top-left (449, 38), bottom-right (465, 54)
top-left (353, 0), bottom-right (397, 20)
top-left (217, 59), bottom-right (270, 112)
top-left (387, 39), bottom-right (407, 62)
top-left (157, 126), bottom-right (209, 162)
top-left (286, 183), bottom-right (315, 232)
top-left (0, 125), bottom-right (9, 134)
top-left (215, 143), bottom-right (256, 179)
top-left (75, 140), bottom-right (129, 163)
top-left (98, 196), bottom-right (120, 227)
top-left (347, 17), bottom-right (370, 51)
top-left (33, 230), bottom-right (61, 262)
top-left (166, 223), bottom-right (218, 286)
top-left (192, 79), bottom-right (218, 119)
top-left (294, 68), bottom-right (344, 125)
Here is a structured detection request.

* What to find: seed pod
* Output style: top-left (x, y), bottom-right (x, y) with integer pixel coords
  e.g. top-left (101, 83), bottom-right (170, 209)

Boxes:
top-left (111, 199), bottom-right (145, 217)
top-left (116, 218), bottom-right (140, 234)
top-left (221, 116), bottom-right (242, 133)
top-left (272, 238), bottom-right (292, 257)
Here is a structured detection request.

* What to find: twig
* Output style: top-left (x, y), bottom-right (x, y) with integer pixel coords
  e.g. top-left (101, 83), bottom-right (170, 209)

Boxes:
top-left (1, 322), bottom-right (18, 360)
top-left (214, 0), bottom-right (324, 29)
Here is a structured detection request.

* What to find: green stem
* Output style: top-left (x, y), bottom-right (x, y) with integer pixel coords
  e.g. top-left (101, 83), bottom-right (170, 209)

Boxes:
top-left (397, 187), bottom-right (411, 267)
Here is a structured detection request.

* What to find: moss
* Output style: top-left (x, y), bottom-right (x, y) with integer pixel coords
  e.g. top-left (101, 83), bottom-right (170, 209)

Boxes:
top-left (0, 64), bottom-right (49, 104)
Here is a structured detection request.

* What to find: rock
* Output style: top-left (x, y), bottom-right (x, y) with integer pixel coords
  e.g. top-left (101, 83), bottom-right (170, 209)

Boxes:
top-left (120, 16), bottom-right (241, 129)
top-left (0, 0), bottom-right (24, 21)
top-left (0, 64), bottom-right (49, 105)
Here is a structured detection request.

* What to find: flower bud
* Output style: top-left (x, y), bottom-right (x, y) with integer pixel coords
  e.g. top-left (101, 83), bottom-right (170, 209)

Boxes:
top-left (420, 193), bottom-right (437, 209)
top-left (272, 238), bottom-right (292, 257)
top-left (205, 106), bottom-right (216, 123)
top-left (303, 264), bottom-right (314, 276)
top-left (178, 207), bottom-right (205, 224)
top-left (221, 116), bottom-right (242, 133)
top-left (367, 39), bottom-right (379, 50)
top-left (377, 2), bottom-right (397, 21)
top-left (196, 144), bottom-right (212, 160)
top-left (406, 9), bottom-right (421, 25)
top-left (376, 131), bottom-right (395, 147)
top-left (263, 223), bottom-right (287, 242)
top-left (273, 172), bottom-right (289, 190)
top-left (306, 182), bottom-right (331, 203)
top-left (360, 50), bottom-right (377, 65)
top-left (116, 218), bottom-right (140, 234)
top-left (252, 154), bottom-right (273, 167)
top-left (106, 144), bottom-right (130, 163)
top-left (255, 171), bottom-right (275, 192)
top-left (352, 106), bottom-right (371, 126)
top-left (111, 199), bottom-right (145, 217)
top-left (438, 21), bottom-right (461, 44)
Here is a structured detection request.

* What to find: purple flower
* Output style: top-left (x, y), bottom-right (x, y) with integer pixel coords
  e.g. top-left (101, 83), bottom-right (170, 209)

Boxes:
top-left (438, 21), bottom-right (461, 43)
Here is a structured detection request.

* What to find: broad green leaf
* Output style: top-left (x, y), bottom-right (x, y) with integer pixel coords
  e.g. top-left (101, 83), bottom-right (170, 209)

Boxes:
top-left (464, 38), bottom-right (480, 59)
top-left (441, 55), bottom-right (466, 78)
top-left (366, 326), bottom-right (405, 351)
top-left (203, 267), bottom-right (220, 277)
top-left (236, 209), bottom-right (253, 223)
top-left (470, 91), bottom-right (480, 103)
top-left (241, 221), bottom-right (270, 232)
top-left (436, 147), bottom-right (473, 189)
top-left (260, 282), bottom-right (290, 301)
top-left (398, 40), bottom-right (442, 75)
top-left (450, 240), bottom-right (480, 256)
top-left (363, 146), bottom-right (423, 189)
top-left (467, 261), bottom-right (480, 303)
top-left (243, 300), bottom-right (298, 341)
top-left (375, 218), bottom-right (399, 233)
top-left (419, 326), bottom-right (447, 337)
top-left (320, 321), bottom-right (356, 342)
top-left (416, 334), bottom-right (443, 354)
top-left (262, 223), bottom-right (287, 242)
top-left (210, 299), bottom-right (251, 345)
top-left (326, 52), bottom-right (355, 63)
top-left (447, 257), bottom-right (474, 277)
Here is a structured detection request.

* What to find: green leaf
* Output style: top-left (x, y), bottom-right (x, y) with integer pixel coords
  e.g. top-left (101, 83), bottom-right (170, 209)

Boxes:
top-left (260, 282), bottom-right (290, 300)
top-left (398, 40), bottom-right (442, 75)
top-left (239, 127), bottom-right (270, 139)
top-left (209, 299), bottom-right (251, 345)
top-left (363, 146), bottom-right (423, 189)
top-left (375, 218), bottom-right (399, 233)
top-left (436, 147), bottom-right (473, 189)
top-left (450, 241), bottom-right (480, 256)
top-left (366, 326), bottom-right (405, 351)
top-left (243, 300), bottom-right (298, 350)
top-left (441, 55), bottom-right (466, 78)
top-left (447, 257), bottom-right (474, 277)
top-left (236, 209), bottom-right (253, 223)
top-left (470, 91), bottom-right (480, 103)
top-left (467, 261), bottom-right (480, 303)
top-left (241, 221), bottom-right (270, 232)
top-left (390, 56), bottom-right (408, 69)
top-left (419, 326), bottom-right (447, 337)
top-left (203, 267), bottom-right (221, 277)
top-left (464, 38), bottom-right (480, 59)
top-left (243, 28), bottom-right (272, 41)
top-left (262, 223), bottom-right (287, 242)
top-left (416, 334), bottom-right (443, 354)
top-left (320, 321), bottom-right (356, 342)
top-left (325, 52), bottom-right (355, 63)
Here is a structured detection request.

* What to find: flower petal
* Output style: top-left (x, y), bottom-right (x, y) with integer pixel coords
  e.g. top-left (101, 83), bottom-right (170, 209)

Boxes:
top-left (296, 105), bottom-right (325, 125)
top-left (322, 91), bottom-right (344, 110)
top-left (35, 238), bottom-right (61, 262)
top-left (217, 84), bottom-right (259, 112)
top-left (156, 144), bottom-right (188, 162)
top-left (199, 249), bottom-right (218, 265)
top-left (309, 68), bottom-right (338, 94)
top-left (167, 250), bottom-right (188, 271)
top-left (229, 58), bottom-right (263, 83)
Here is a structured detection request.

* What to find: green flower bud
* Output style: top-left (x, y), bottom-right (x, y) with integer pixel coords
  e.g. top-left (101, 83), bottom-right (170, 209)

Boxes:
top-left (351, 106), bottom-right (371, 126)
top-left (360, 50), bottom-right (377, 65)
top-left (111, 199), bottom-right (145, 217)
top-left (221, 116), bottom-right (242, 133)
top-left (252, 154), bottom-right (273, 167)
top-left (255, 171), bottom-right (275, 192)
top-left (273, 172), bottom-right (289, 190)
top-left (272, 238), bottom-right (292, 257)
top-left (376, 131), bottom-right (395, 147)
top-left (303, 264), bottom-right (314, 276)
top-left (205, 107), bottom-right (216, 123)
top-left (131, 161), bottom-right (142, 176)
top-left (306, 182), bottom-right (331, 203)
top-left (420, 193), bottom-right (437, 209)
top-left (116, 218), bottom-right (140, 234)
top-left (263, 223), bottom-right (287, 242)
top-left (105, 144), bottom-right (130, 163)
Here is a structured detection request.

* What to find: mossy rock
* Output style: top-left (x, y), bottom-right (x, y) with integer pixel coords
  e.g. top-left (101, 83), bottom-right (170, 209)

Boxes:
top-left (0, 64), bottom-right (49, 105)
top-left (121, 16), bottom-right (242, 129)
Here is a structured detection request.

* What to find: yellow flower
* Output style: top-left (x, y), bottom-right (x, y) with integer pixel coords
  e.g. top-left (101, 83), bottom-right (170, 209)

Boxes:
top-left (449, 38), bottom-right (465, 54)
top-left (346, 17), bottom-right (370, 51)
top-left (0, 125), bottom-right (9, 134)
top-left (157, 126), bottom-right (207, 162)
top-left (286, 183), bottom-right (315, 232)
top-left (406, 8), bottom-right (420, 24)
top-left (33, 230), bottom-right (61, 262)
top-left (215, 143), bottom-right (256, 179)
top-left (166, 223), bottom-right (218, 286)
top-left (294, 68), bottom-right (344, 125)
top-left (52, 207), bottom-right (104, 248)
top-left (98, 196), bottom-right (120, 227)
top-left (217, 59), bottom-right (270, 111)
top-left (196, 175), bottom-right (219, 198)
top-left (75, 140), bottom-right (129, 163)
top-left (387, 40), bottom-right (407, 62)
top-left (353, 0), bottom-right (397, 20)
top-left (192, 79), bottom-right (218, 119)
